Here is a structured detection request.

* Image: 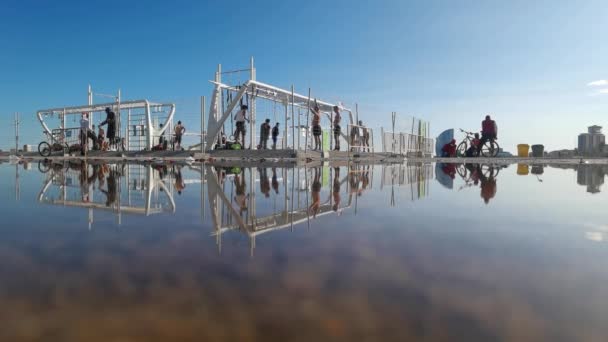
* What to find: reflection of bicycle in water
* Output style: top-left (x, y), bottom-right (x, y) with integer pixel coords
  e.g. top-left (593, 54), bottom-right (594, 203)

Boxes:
top-left (456, 163), bottom-right (502, 179)
top-left (457, 129), bottom-right (500, 157)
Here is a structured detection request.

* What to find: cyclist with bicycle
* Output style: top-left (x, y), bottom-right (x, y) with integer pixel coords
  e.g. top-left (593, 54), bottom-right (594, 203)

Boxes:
top-left (466, 133), bottom-right (481, 157)
top-left (481, 115), bottom-right (497, 147)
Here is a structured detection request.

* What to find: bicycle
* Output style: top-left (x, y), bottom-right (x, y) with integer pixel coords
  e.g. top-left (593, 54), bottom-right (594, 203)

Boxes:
top-left (38, 129), bottom-right (70, 157)
top-left (457, 129), bottom-right (500, 157)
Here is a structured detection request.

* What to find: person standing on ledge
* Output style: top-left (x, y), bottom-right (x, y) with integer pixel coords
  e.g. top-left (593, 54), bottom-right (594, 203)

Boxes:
top-left (259, 119), bottom-right (271, 150)
top-left (481, 114), bottom-right (497, 147)
top-left (79, 112), bottom-right (91, 155)
top-left (174, 120), bottom-right (186, 150)
top-left (271, 122), bottom-right (280, 150)
top-left (332, 106), bottom-right (341, 151)
top-left (234, 105), bottom-right (249, 148)
top-left (310, 102), bottom-right (322, 151)
top-left (100, 107), bottom-right (116, 149)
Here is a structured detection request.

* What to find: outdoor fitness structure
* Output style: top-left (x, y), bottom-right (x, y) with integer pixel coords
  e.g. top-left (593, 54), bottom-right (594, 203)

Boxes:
top-left (28, 57), bottom-right (433, 162)
top-left (206, 57), bottom-right (359, 152)
top-left (37, 86), bottom-right (176, 151)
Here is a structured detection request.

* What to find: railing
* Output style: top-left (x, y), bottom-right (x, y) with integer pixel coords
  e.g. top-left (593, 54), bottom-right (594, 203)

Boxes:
top-left (381, 131), bottom-right (434, 156)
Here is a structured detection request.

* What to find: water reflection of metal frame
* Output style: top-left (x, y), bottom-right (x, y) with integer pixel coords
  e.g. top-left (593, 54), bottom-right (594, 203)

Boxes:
top-left (206, 166), bottom-right (356, 255)
top-left (381, 162), bottom-right (433, 204)
top-left (37, 162), bottom-right (180, 228)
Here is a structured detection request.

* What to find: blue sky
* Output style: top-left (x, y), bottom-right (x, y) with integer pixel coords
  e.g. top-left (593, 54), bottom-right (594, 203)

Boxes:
top-left (1, 0), bottom-right (607, 151)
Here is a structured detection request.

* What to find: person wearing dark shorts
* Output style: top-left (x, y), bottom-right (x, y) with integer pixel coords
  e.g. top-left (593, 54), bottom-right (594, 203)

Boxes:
top-left (310, 103), bottom-right (322, 150)
top-left (234, 105), bottom-right (249, 147)
top-left (271, 123), bottom-right (280, 149)
top-left (332, 106), bottom-right (341, 151)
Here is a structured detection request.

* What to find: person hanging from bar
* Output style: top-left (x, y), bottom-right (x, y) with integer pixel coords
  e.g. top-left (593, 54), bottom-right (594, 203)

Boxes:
top-left (333, 106), bottom-right (341, 151)
top-left (233, 104), bottom-right (249, 148)
top-left (310, 101), bottom-right (322, 151)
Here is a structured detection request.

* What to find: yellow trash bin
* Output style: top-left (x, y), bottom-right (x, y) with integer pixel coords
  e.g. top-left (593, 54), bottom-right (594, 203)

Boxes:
top-left (517, 163), bottom-right (529, 175)
top-left (517, 144), bottom-right (530, 157)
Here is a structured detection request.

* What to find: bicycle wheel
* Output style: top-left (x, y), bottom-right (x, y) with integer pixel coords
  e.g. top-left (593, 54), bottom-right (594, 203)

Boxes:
top-left (38, 160), bottom-right (51, 173)
top-left (38, 141), bottom-right (51, 157)
top-left (456, 141), bottom-right (468, 157)
top-left (481, 164), bottom-right (499, 178)
top-left (456, 164), bottom-right (468, 178)
top-left (481, 140), bottom-right (499, 157)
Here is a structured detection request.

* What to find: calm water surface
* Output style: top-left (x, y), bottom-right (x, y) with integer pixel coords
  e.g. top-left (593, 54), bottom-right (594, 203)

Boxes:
top-left (0, 160), bottom-right (607, 341)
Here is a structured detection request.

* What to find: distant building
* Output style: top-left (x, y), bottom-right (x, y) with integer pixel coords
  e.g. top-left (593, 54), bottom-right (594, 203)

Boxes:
top-left (578, 125), bottom-right (605, 156)
top-left (548, 149), bottom-right (575, 158)
top-left (496, 148), bottom-right (513, 157)
top-left (577, 164), bottom-right (606, 193)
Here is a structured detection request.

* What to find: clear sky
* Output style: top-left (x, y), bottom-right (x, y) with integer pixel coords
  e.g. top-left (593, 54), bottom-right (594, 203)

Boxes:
top-left (1, 0), bottom-right (607, 152)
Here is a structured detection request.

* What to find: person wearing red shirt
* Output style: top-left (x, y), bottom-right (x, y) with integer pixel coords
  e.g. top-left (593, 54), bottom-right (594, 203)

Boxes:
top-left (441, 139), bottom-right (457, 157)
top-left (481, 115), bottom-right (497, 147)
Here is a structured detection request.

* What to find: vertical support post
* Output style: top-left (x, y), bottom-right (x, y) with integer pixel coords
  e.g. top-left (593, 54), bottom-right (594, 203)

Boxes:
top-left (201, 96), bottom-right (206, 151)
top-left (305, 88), bottom-right (310, 153)
top-left (250, 57), bottom-right (256, 150)
top-left (14, 112), bottom-right (19, 153)
top-left (127, 109), bottom-right (131, 150)
top-left (283, 103), bottom-right (288, 149)
top-left (117, 89), bottom-right (121, 146)
top-left (88, 84), bottom-right (93, 128)
top-left (291, 85), bottom-right (295, 150)
top-left (297, 109), bottom-right (301, 150)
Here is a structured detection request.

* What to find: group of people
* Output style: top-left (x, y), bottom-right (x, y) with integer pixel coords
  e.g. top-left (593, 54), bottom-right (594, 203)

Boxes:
top-left (441, 115), bottom-right (498, 157)
top-left (153, 121), bottom-right (186, 151)
top-left (231, 102), bottom-right (370, 151)
top-left (79, 107), bottom-right (119, 154)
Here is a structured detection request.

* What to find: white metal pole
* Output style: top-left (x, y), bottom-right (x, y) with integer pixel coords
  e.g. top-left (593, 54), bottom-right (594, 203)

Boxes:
top-left (117, 89), bottom-right (122, 150)
top-left (14, 112), bottom-right (19, 153)
top-left (88, 84), bottom-right (93, 128)
top-left (201, 96), bottom-right (206, 152)
top-left (305, 88), bottom-right (311, 152)
top-left (283, 104), bottom-right (288, 149)
top-left (291, 85), bottom-right (295, 150)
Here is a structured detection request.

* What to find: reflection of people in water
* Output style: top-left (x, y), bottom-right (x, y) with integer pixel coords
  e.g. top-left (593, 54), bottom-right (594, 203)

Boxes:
top-left (271, 167), bottom-right (279, 194)
top-left (441, 163), bottom-right (457, 179)
top-left (465, 163), bottom-right (481, 186)
top-left (259, 168), bottom-right (270, 198)
top-left (480, 168), bottom-right (497, 204)
top-left (78, 161), bottom-right (97, 202)
top-left (332, 167), bottom-right (341, 212)
top-left (309, 168), bottom-right (322, 217)
top-left (100, 169), bottom-right (119, 207)
top-left (359, 165), bottom-right (370, 196)
top-left (234, 173), bottom-right (249, 215)
top-left (174, 166), bottom-right (186, 195)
